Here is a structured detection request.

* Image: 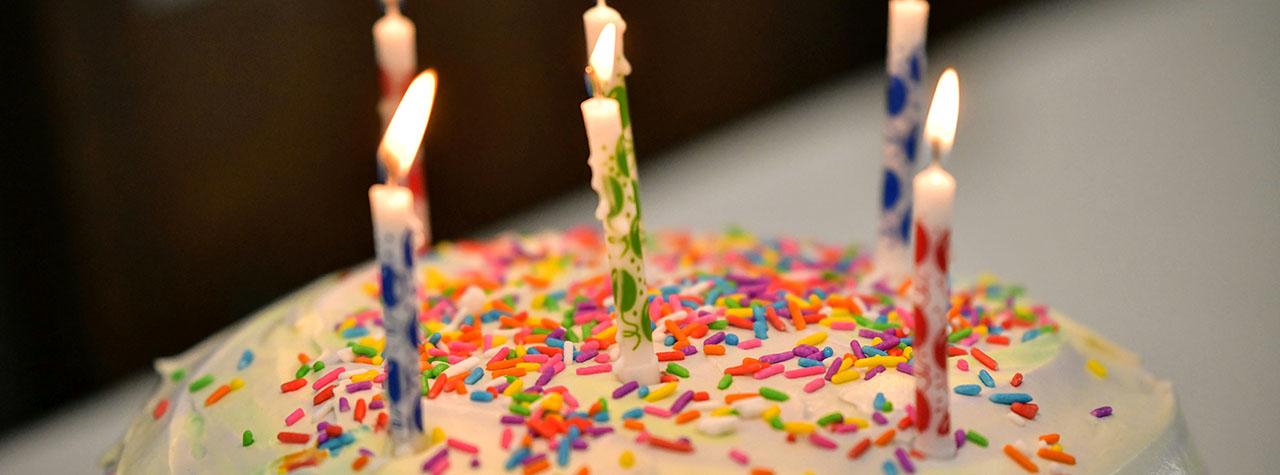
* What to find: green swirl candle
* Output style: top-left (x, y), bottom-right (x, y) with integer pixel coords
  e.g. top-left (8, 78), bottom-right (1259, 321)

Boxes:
top-left (580, 24), bottom-right (658, 385)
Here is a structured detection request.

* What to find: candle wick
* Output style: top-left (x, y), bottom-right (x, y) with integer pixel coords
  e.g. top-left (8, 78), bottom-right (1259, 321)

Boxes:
top-left (930, 138), bottom-right (943, 166)
top-left (586, 66), bottom-right (606, 98)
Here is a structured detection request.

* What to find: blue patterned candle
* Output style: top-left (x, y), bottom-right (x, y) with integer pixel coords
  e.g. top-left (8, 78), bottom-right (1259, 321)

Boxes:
top-left (877, 0), bottom-right (929, 280)
top-left (370, 70), bottom-right (437, 453)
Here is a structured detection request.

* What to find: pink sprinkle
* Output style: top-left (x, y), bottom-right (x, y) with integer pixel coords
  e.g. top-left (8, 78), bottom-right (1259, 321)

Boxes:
top-left (488, 347), bottom-right (511, 365)
top-left (785, 366), bottom-right (826, 379)
top-left (576, 364), bottom-right (612, 375)
top-left (643, 406), bottom-right (672, 418)
top-left (960, 334), bottom-right (980, 347)
top-left (353, 309), bottom-right (380, 323)
top-left (803, 377), bottom-right (826, 393)
top-left (729, 448), bottom-right (750, 465)
top-left (373, 373), bottom-right (387, 383)
top-left (447, 438), bottom-right (479, 453)
top-left (593, 353), bottom-right (610, 363)
top-left (581, 340), bottom-right (600, 351)
top-left (831, 321), bottom-right (857, 331)
top-left (285, 408), bottom-right (304, 426)
top-left (753, 364), bottom-right (785, 380)
top-left (483, 334), bottom-right (493, 351)
top-left (312, 368), bottom-right (345, 390)
top-left (427, 348), bottom-right (448, 357)
top-left (831, 423), bottom-right (860, 434)
top-left (449, 341), bottom-right (477, 352)
top-left (591, 324), bottom-right (613, 336)
top-left (809, 433), bottom-right (838, 450)
top-left (553, 361), bottom-right (566, 373)
top-left (523, 354), bottom-right (549, 363)
top-left (957, 359), bottom-right (969, 371)
top-left (447, 355), bottom-right (464, 364)
top-left (562, 391), bottom-right (580, 409)
top-left (738, 339), bottom-right (763, 350)
top-left (500, 427), bottom-right (513, 449)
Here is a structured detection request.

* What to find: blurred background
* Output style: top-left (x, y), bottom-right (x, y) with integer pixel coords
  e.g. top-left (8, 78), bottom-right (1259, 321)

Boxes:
top-left (2, 0), bottom-right (1278, 473)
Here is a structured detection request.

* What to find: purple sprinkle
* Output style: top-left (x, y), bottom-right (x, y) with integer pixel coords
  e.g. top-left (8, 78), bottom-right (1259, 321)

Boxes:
top-left (500, 415), bottom-right (526, 424)
top-left (873, 336), bottom-right (900, 351)
top-left (493, 382), bottom-right (511, 394)
top-left (339, 397), bottom-right (350, 412)
top-left (526, 385), bottom-right (544, 394)
top-left (873, 412), bottom-right (888, 426)
top-left (759, 352), bottom-right (795, 364)
top-left (612, 381), bottom-right (639, 399)
top-left (575, 349), bottom-right (599, 363)
top-left (548, 328), bottom-right (566, 339)
top-left (423, 448), bottom-right (449, 471)
top-left (865, 365), bottom-right (885, 381)
top-left (705, 331), bottom-right (726, 345)
top-left (535, 369), bottom-right (555, 387)
top-left (851, 341), bottom-right (866, 359)
top-left (896, 362), bottom-right (914, 375)
top-left (523, 453), bottom-right (547, 466)
top-left (317, 421), bottom-right (329, 430)
top-left (572, 439), bottom-right (588, 450)
top-left (368, 399), bottom-right (385, 410)
top-left (792, 344), bottom-right (819, 357)
top-left (895, 447), bottom-right (916, 473)
top-left (824, 356), bottom-right (843, 381)
top-left (955, 430), bottom-right (966, 448)
top-left (345, 380), bottom-right (373, 393)
top-left (585, 426), bottom-right (614, 436)
top-left (670, 390), bottom-right (695, 414)
top-left (317, 433), bottom-right (329, 444)
top-left (859, 329), bottom-right (887, 339)
top-left (1091, 406), bottom-right (1113, 418)
top-left (359, 448), bottom-right (375, 457)
top-left (680, 345), bottom-right (697, 356)
top-left (470, 459), bottom-right (480, 468)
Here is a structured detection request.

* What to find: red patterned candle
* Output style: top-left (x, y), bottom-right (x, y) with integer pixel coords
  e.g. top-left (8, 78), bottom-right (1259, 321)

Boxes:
top-left (912, 69), bottom-right (959, 458)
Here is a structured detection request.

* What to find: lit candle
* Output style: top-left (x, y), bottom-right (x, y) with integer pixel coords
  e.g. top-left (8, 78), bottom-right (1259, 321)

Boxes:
top-left (370, 70), bottom-right (436, 454)
top-left (373, 0), bottom-right (431, 248)
top-left (912, 68), bottom-right (958, 459)
top-left (876, 0), bottom-right (930, 280)
top-left (582, 0), bottom-right (635, 150)
top-left (581, 25), bottom-right (659, 386)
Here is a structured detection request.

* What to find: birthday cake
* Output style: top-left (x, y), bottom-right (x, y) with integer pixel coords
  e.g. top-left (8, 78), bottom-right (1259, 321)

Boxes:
top-left (102, 228), bottom-right (1201, 474)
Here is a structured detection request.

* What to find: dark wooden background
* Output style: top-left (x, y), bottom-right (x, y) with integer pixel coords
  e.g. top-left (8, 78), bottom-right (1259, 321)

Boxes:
top-left (0, 0), bottom-right (1018, 435)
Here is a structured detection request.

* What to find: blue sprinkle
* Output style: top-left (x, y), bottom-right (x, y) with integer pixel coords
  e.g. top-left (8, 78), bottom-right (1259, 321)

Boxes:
top-left (822, 347), bottom-right (834, 359)
top-left (874, 393), bottom-right (886, 412)
top-left (527, 347), bottom-right (541, 355)
top-left (638, 386), bottom-right (650, 398)
top-left (812, 289), bottom-right (828, 299)
top-left (237, 350), bottom-right (254, 370)
top-left (899, 337), bottom-right (913, 347)
top-left (705, 290), bottom-right (721, 306)
top-left (754, 322), bottom-right (769, 340)
top-left (989, 326), bottom-right (1004, 335)
top-left (954, 384), bottom-right (982, 396)
top-left (1022, 329), bottom-right (1040, 342)
top-left (622, 408), bottom-right (644, 419)
top-left (470, 391), bottom-right (495, 402)
top-left (797, 358), bottom-right (823, 368)
top-left (875, 314), bottom-right (889, 325)
top-left (465, 367), bottom-right (484, 385)
top-left (863, 346), bottom-right (888, 357)
top-left (882, 459), bottom-right (899, 475)
top-left (505, 447), bottom-right (531, 471)
top-left (427, 332), bottom-right (442, 345)
top-left (660, 285), bottom-right (680, 296)
top-left (725, 334), bottom-right (740, 346)
top-left (593, 411), bottom-right (609, 422)
top-left (989, 393), bottom-right (1034, 405)
top-left (664, 335), bottom-right (677, 346)
top-left (339, 327), bottom-right (369, 339)
top-left (752, 305), bottom-right (765, 319)
top-left (978, 369), bottom-right (995, 388)
top-left (546, 337), bottom-right (565, 348)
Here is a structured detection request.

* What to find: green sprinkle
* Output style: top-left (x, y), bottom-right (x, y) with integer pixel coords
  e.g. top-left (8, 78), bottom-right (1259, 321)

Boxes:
top-left (503, 375), bottom-right (518, 383)
top-left (295, 365), bottom-right (310, 379)
top-left (563, 330), bottom-right (580, 343)
top-left (242, 430), bottom-right (254, 446)
top-left (531, 328), bottom-right (552, 335)
top-left (759, 387), bottom-right (789, 401)
top-left (882, 401), bottom-right (893, 412)
top-left (666, 363), bottom-right (690, 378)
top-left (509, 404), bottom-right (531, 416)
top-left (351, 345), bottom-right (377, 357)
top-left (707, 320), bottom-right (728, 330)
top-left (768, 416), bottom-right (784, 430)
top-left (948, 327), bottom-right (973, 343)
top-left (817, 412), bottom-right (844, 426)
top-left (187, 375), bottom-right (214, 392)
top-left (717, 374), bottom-right (733, 390)
top-left (724, 299), bottom-right (741, 309)
top-left (170, 369), bottom-right (187, 382)
top-left (311, 361), bottom-right (325, 372)
top-left (512, 393), bottom-right (540, 403)
top-left (427, 356), bottom-right (449, 364)
top-left (430, 363), bottom-right (449, 378)
top-left (965, 430), bottom-right (989, 447)
top-left (1038, 324), bottom-right (1056, 334)
top-left (597, 398), bottom-right (609, 413)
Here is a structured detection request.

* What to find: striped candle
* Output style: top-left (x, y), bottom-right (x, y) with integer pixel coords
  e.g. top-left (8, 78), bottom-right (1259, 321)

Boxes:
top-left (876, 0), bottom-right (929, 280)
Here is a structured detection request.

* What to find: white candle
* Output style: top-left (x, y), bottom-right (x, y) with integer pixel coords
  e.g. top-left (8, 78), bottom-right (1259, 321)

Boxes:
top-left (583, 0), bottom-right (630, 79)
top-left (581, 25), bottom-right (659, 386)
top-left (371, 70), bottom-right (436, 454)
top-left (912, 68), bottom-right (959, 459)
top-left (374, 1), bottom-right (431, 247)
top-left (876, 0), bottom-right (930, 281)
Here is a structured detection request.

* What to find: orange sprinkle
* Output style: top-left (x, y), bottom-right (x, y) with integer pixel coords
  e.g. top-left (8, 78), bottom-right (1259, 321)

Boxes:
top-left (896, 277), bottom-right (913, 296)
top-left (750, 469), bottom-right (774, 475)
top-left (491, 368), bottom-right (527, 378)
top-left (297, 353), bottom-right (310, 364)
top-left (847, 438), bottom-right (872, 459)
top-left (522, 274), bottom-right (549, 288)
top-left (1038, 433), bottom-right (1060, 444)
top-left (874, 429), bottom-right (896, 446)
top-left (656, 351), bottom-right (686, 361)
top-left (352, 455), bottom-right (369, 471)
top-left (1003, 445), bottom-right (1039, 472)
top-left (575, 466), bottom-right (590, 475)
top-left (353, 356), bottom-right (373, 365)
top-left (354, 398), bottom-right (367, 423)
top-left (523, 459), bottom-right (550, 474)
top-left (204, 385), bottom-right (231, 407)
top-left (971, 347), bottom-right (999, 371)
top-left (675, 410), bottom-right (701, 424)
top-left (765, 306), bottom-right (787, 332)
top-left (487, 358), bottom-right (520, 370)
top-left (703, 344), bottom-right (726, 355)
top-left (491, 299), bottom-right (515, 314)
top-left (647, 436), bottom-right (694, 453)
top-left (724, 393), bottom-right (760, 404)
top-left (623, 419), bottom-right (645, 431)
top-left (664, 319), bottom-right (690, 349)
top-left (427, 376), bottom-right (447, 399)
top-left (785, 302), bottom-right (805, 331)
top-left (1037, 448), bottom-right (1076, 465)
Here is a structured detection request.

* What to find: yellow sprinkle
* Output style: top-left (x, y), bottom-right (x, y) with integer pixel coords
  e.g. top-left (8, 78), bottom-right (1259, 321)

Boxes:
top-left (831, 370), bottom-right (861, 385)
top-left (516, 362), bottom-right (542, 372)
top-left (839, 357), bottom-right (854, 372)
top-left (714, 297), bottom-right (727, 306)
top-left (351, 370), bottom-right (379, 383)
top-left (503, 379), bottom-right (524, 397)
top-left (337, 318), bottom-right (357, 332)
top-left (797, 332), bottom-right (828, 347)
top-left (425, 320), bottom-right (445, 332)
top-left (644, 382), bottom-right (679, 402)
top-left (903, 347), bottom-right (914, 360)
top-left (871, 337), bottom-right (882, 345)
top-left (531, 294), bottom-right (546, 310)
top-left (431, 427), bottom-right (446, 445)
top-left (425, 268), bottom-right (450, 290)
top-left (229, 378), bottom-right (245, 391)
top-left (783, 422), bottom-right (816, 434)
top-left (808, 295), bottom-right (822, 307)
top-left (761, 405), bottom-right (781, 421)
top-left (725, 308), bottom-right (754, 318)
top-left (542, 392), bottom-right (563, 412)
top-left (361, 282), bottom-right (378, 296)
top-left (711, 407), bottom-right (735, 417)
top-left (854, 356), bottom-right (907, 368)
top-left (619, 450), bottom-right (635, 468)
top-left (1051, 444), bottom-right (1063, 452)
top-left (786, 295), bottom-right (809, 308)
top-left (491, 335), bottom-right (508, 346)
top-left (846, 417), bottom-right (870, 429)
top-left (804, 471), bottom-right (816, 475)
top-left (596, 326), bottom-right (617, 341)
top-left (514, 346), bottom-right (527, 358)
top-left (976, 325), bottom-right (989, 336)
top-left (371, 355), bottom-right (383, 366)
top-left (1086, 359), bottom-right (1108, 379)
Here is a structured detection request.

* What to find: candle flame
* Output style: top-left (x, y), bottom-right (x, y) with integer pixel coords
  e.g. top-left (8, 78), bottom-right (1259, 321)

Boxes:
top-left (380, 69), bottom-right (437, 180)
top-left (589, 23), bottom-right (616, 84)
top-left (924, 68), bottom-right (959, 157)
